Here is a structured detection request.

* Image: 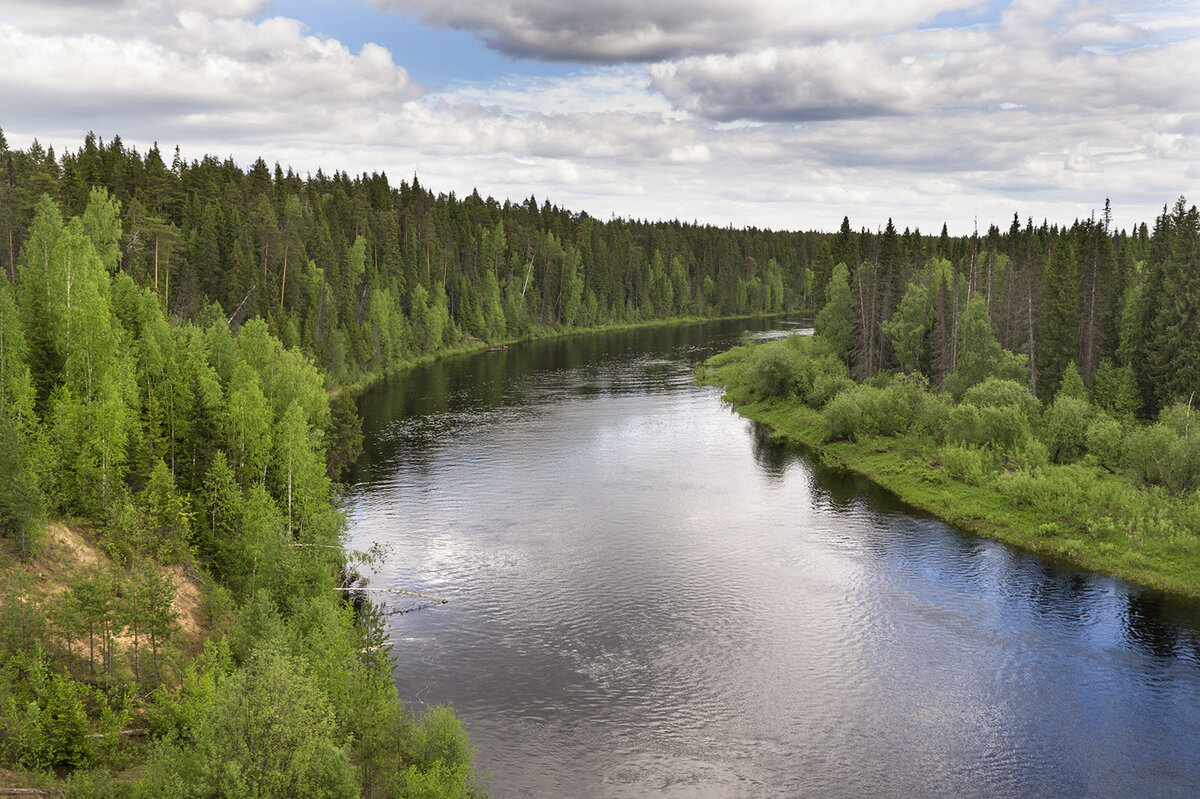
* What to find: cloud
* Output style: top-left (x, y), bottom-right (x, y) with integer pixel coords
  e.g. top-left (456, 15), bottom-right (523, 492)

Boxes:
top-left (647, 13), bottom-right (1198, 124)
top-left (0, 1), bottom-right (420, 149)
top-left (0, 0), bottom-right (1195, 238)
top-left (369, 0), bottom-right (966, 62)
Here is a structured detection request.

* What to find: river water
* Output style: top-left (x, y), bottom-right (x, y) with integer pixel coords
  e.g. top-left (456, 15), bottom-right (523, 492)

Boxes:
top-left (347, 318), bottom-right (1200, 798)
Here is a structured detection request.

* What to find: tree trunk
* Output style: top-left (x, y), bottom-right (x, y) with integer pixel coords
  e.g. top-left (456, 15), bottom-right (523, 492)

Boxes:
top-left (279, 243), bottom-right (288, 308)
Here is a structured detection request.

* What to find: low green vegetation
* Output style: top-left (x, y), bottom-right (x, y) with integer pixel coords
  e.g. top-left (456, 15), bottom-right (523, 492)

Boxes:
top-left (0, 191), bottom-right (477, 796)
top-left (703, 197), bottom-right (1200, 596)
top-left (701, 332), bottom-right (1200, 597)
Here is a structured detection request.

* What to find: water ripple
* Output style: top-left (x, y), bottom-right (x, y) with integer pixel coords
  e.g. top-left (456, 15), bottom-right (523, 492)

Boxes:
top-left (350, 319), bottom-right (1200, 799)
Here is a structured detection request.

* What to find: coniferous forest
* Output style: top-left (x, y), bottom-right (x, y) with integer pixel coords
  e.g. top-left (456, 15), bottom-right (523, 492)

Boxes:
top-left (0, 128), bottom-right (1198, 794)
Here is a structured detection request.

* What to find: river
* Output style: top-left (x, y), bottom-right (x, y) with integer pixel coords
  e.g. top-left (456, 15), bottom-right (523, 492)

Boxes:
top-left (347, 317), bottom-right (1200, 798)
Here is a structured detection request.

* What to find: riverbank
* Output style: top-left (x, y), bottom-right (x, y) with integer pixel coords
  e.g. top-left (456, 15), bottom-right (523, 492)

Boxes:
top-left (337, 311), bottom-right (796, 398)
top-left (699, 343), bottom-right (1200, 600)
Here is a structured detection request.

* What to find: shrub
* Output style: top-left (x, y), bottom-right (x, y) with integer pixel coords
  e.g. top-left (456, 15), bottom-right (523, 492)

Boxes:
top-left (944, 404), bottom-right (982, 447)
top-left (809, 368), bottom-right (854, 409)
top-left (1085, 414), bottom-right (1125, 472)
top-left (860, 384), bottom-right (913, 438)
top-left (401, 705), bottom-right (476, 799)
top-left (938, 444), bottom-right (992, 486)
top-left (823, 390), bottom-right (865, 441)
top-left (977, 405), bottom-right (1034, 452)
top-left (169, 644), bottom-right (354, 799)
top-left (996, 469), bottom-right (1042, 506)
top-left (747, 344), bottom-right (802, 399)
top-left (1158, 402), bottom-right (1200, 437)
top-left (1010, 437), bottom-right (1050, 471)
top-left (961, 377), bottom-right (1042, 422)
top-left (1040, 396), bottom-right (1090, 463)
top-left (1124, 423), bottom-right (1175, 486)
top-left (912, 391), bottom-right (952, 443)
top-left (1165, 435), bottom-right (1200, 496)
top-left (4, 666), bottom-right (93, 771)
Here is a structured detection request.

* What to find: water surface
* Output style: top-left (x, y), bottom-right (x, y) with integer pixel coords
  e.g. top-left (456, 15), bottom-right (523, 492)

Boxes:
top-left (348, 319), bottom-right (1200, 798)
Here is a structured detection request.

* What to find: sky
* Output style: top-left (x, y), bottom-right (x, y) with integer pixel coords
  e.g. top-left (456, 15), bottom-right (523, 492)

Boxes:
top-left (0, 0), bottom-right (1197, 234)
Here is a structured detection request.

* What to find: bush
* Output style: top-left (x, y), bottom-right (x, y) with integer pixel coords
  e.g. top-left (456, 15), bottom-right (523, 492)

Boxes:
top-left (1165, 435), bottom-right (1200, 496)
top-left (1124, 423), bottom-right (1175, 486)
top-left (168, 644), bottom-right (354, 799)
top-left (857, 384), bottom-right (910, 438)
top-left (938, 444), bottom-right (993, 486)
top-left (809, 369), bottom-right (853, 408)
top-left (3, 665), bottom-right (93, 771)
top-left (961, 377), bottom-right (1041, 422)
top-left (874, 373), bottom-right (932, 437)
top-left (747, 344), bottom-right (803, 399)
top-left (978, 405), bottom-right (1035, 452)
top-left (823, 390), bottom-right (865, 441)
top-left (1085, 414), bottom-right (1125, 472)
top-left (1040, 396), bottom-right (1090, 463)
top-left (1158, 402), bottom-right (1200, 437)
top-left (944, 404), bottom-right (982, 447)
top-left (401, 705), bottom-right (476, 799)
top-left (912, 391), bottom-right (952, 443)
top-left (1010, 437), bottom-right (1050, 471)
top-left (996, 469), bottom-right (1042, 506)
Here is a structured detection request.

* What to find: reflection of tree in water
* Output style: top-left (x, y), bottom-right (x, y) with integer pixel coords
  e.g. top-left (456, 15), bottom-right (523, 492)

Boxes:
top-left (351, 315), bottom-right (803, 485)
top-left (1122, 591), bottom-right (1200, 661)
top-left (749, 421), bottom-right (798, 480)
top-left (1018, 565), bottom-right (1097, 626)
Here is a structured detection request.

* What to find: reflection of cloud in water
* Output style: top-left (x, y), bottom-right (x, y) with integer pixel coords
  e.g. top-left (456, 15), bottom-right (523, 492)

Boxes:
top-left (349, 314), bottom-right (1200, 798)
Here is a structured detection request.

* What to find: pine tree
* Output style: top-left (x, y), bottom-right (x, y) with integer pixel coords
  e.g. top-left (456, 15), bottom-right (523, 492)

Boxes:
top-left (1036, 238), bottom-right (1080, 398)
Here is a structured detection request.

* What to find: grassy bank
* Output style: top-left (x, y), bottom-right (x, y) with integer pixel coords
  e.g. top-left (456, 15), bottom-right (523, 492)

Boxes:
top-left (699, 342), bottom-right (1200, 599)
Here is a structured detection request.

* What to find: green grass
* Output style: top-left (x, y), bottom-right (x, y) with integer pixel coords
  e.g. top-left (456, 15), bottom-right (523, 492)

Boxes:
top-left (703, 345), bottom-right (1200, 599)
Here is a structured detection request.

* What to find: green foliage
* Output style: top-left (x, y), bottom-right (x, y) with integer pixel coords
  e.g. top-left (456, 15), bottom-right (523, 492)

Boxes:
top-left (401, 705), bottom-right (476, 799)
top-left (1124, 422), bottom-right (1175, 486)
top-left (0, 410), bottom-right (45, 559)
top-left (950, 377), bottom-right (1041, 453)
top-left (0, 149), bottom-right (479, 798)
top-left (815, 262), bottom-right (853, 362)
top-left (945, 296), bottom-right (1026, 399)
top-left (1090, 358), bottom-right (1139, 420)
top-left (2, 655), bottom-right (93, 771)
top-left (937, 444), bottom-right (992, 487)
top-left (326, 392), bottom-right (364, 479)
top-left (1057, 361), bottom-right (1087, 401)
top-left (822, 387), bottom-right (865, 442)
top-left (911, 389), bottom-right (952, 443)
top-left (1085, 414), bottom-right (1125, 472)
top-left (135, 460), bottom-right (192, 563)
top-left (881, 277), bottom-right (931, 373)
top-left (165, 643), bottom-right (356, 799)
top-left (946, 402), bottom-right (1033, 453)
top-left (1037, 239), bottom-right (1081, 399)
top-left (146, 639), bottom-right (234, 741)
top-left (1040, 396), bottom-right (1091, 464)
top-left (961, 377), bottom-right (1041, 419)
top-left (746, 342), bottom-right (804, 399)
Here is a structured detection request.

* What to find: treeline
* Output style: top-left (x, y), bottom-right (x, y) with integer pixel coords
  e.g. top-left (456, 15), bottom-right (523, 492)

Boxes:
top-left (5, 131), bottom-right (1190, 417)
top-left (809, 198), bottom-right (1198, 418)
top-left (0, 130), bottom-right (818, 387)
top-left (0, 188), bottom-right (474, 796)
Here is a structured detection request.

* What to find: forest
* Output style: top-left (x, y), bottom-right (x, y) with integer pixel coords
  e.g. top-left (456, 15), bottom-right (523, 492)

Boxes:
top-left (703, 196), bottom-right (1200, 596)
top-left (0, 130), bottom-right (815, 391)
top-left (0, 126), bottom-right (1196, 794)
